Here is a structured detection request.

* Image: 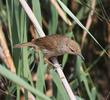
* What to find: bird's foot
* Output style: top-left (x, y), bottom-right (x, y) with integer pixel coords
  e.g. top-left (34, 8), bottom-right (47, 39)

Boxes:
top-left (53, 64), bottom-right (63, 71)
top-left (44, 58), bottom-right (62, 71)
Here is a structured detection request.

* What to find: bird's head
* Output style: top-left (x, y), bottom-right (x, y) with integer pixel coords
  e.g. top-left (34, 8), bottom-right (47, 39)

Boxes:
top-left (67, 40), bottom-right (84, 60)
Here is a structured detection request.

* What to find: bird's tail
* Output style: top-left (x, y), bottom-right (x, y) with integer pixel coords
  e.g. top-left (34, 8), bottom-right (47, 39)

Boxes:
top-left (14, 42), bottom-right (35, 48)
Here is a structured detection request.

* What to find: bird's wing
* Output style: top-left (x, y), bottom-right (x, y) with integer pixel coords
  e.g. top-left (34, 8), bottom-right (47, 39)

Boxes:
top-left (32, 35), bottom-right (58, 51)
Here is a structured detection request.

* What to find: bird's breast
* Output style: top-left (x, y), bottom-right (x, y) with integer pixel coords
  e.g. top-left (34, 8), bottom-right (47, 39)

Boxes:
top-left (41, 48), bottom-right (66, 59)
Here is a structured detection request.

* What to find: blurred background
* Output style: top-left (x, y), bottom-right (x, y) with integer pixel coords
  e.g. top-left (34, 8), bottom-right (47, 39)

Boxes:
top-left (0, 0), bottom-right (110, 100)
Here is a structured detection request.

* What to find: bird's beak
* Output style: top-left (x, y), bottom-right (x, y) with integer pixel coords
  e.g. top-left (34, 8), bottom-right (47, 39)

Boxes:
top-left (78, 53), bottom-right (85, 60)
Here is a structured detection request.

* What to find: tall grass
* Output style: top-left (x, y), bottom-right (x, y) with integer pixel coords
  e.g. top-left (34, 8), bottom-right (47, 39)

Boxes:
top-left (0, 0), bottom-right (109, 100)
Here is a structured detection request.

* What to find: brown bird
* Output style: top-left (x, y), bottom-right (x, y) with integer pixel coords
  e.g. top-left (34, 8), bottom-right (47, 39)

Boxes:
top-left (14, 34), bottom-right (84, 63)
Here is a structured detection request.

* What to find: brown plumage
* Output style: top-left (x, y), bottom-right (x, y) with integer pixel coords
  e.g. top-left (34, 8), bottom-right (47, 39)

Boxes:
top-left (14, 34), bottom-right (84, 60)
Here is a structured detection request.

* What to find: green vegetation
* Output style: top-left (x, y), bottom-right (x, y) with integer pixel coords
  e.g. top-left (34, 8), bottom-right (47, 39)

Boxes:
top-left (0, 0), bottom-right (109, 100)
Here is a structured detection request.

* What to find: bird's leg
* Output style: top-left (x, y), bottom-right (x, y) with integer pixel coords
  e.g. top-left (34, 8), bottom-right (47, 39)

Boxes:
top-left (44, 57), bottom-right (63, 71)
top-left (44, 58), bottom-right (54, 66)
top-left (50, 57), bottom-right (63, 71)
top-left (44, 58), bottom-right (55, 70)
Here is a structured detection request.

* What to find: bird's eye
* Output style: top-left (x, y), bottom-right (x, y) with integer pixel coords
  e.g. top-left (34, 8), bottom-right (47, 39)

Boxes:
top-left (70, 48), bottom-right (75, 52)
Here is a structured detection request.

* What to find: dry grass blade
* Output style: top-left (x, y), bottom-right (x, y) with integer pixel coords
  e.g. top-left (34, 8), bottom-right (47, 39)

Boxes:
top-left (0, 47), bottom-right (9, 67)
top-left (50, 0), bottom-right (72, 26)
top-left (0, 27), bottom-right (16, 73)
top-left (81, 0), bottom-right (96, 48)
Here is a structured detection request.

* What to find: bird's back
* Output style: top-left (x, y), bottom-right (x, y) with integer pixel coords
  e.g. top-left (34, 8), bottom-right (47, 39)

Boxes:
top-left (32, 34), bottom-right (67, 51)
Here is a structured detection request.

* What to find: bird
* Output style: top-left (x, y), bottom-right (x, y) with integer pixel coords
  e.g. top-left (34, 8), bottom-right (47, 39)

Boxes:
top-left (14, 34), bottom-right (84, 64)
